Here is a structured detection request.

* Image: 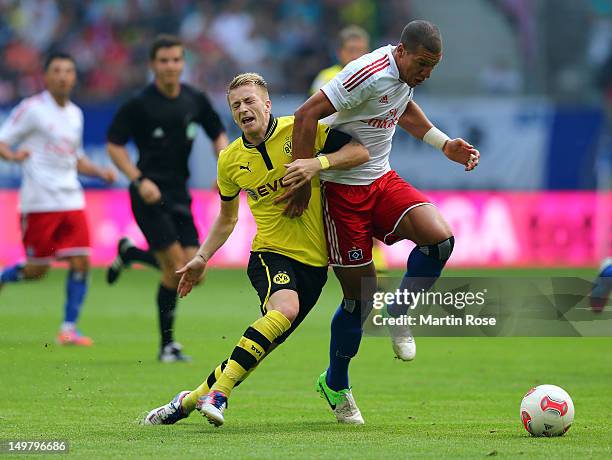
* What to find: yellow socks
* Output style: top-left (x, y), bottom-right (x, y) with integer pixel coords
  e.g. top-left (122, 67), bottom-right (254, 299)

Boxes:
top-left (213, 310), bottom-right (290, 397)
top-left (181, 310), bottom-right (291, 411)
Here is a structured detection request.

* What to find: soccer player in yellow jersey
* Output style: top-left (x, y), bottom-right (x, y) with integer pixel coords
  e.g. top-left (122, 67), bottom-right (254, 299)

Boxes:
top-left (310, 25), bottom-right (370, 95)
top-left (143, 73), bottom-right (368, 427)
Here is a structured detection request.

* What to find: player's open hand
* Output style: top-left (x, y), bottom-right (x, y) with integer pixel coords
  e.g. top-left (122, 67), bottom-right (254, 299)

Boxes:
top-left (282, 158), bottom-right (321, 190)
top-left (176, 254), bottom-right (207, 298)
top-left (12, 149), bottom-right (30, 162)
top-left (139, 178), bottom-right (162, 204)
top-left (443, 138), bottom-right (480, 171)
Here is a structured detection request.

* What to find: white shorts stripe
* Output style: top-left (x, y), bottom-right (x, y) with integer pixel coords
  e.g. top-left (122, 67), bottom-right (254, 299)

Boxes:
top-left (327, 214), bottom-right (341, 263)
top-left (321, 185), bottom-right (337, 263)
top-left (321, 183), bottom-right (342, 264)
top-left (55, 247), bottom-right (91, 258)
top-left (25, 256), bottom-right (54, 265)
top-left (330, 260), bottom-right (374, 268)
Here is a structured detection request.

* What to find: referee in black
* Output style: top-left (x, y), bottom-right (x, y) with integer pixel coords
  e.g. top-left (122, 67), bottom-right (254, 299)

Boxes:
top-left (106, 34), bottom-right (228, 362)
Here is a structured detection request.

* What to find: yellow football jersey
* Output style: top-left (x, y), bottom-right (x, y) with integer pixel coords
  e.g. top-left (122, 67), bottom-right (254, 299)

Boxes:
top-left (217, 116), bottom-right (348, 267)
top-left (310, 64), bottom-right (342, 95)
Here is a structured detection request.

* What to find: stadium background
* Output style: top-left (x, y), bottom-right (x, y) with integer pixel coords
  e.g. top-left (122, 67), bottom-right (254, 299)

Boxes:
top-left (0, 0), bottom-right (610, 267)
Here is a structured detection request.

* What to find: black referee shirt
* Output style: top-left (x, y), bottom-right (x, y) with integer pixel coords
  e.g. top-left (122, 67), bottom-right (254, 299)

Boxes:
top-left (107, 83), bottom-right (225, 188)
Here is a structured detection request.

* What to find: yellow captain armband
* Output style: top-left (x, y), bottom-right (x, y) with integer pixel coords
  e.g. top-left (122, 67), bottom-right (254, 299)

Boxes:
top-left (317, 155), bottom-right (330, 170)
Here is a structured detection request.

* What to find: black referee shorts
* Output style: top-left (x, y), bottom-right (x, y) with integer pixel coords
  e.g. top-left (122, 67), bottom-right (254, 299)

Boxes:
top-left (247, 251), bottom-right (328, 344)
top-left (129, 183), bottom-right (199, 251)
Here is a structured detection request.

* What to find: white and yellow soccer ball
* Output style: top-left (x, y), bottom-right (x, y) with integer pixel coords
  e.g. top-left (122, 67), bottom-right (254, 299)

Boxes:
top-left (520, 384), bottom-right (574, 437)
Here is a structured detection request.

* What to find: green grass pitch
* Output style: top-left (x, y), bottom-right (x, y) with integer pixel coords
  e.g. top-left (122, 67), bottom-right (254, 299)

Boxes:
top-left (1, 267), bottom-right (610, 459)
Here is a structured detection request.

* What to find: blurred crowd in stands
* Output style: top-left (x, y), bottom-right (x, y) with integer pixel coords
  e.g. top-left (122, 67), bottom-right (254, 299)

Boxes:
top-left (0, 0), bottom-right (412, 102)
top-left (0, 0), bottom-right (610, 103)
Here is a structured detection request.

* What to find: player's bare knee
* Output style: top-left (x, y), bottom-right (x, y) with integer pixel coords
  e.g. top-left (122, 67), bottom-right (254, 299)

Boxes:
top-left (426, 221), bottom-right (453, 245)
top-left (157, 257), bottom-right (181, 280)
top-left (23, 264), bottom-right (49, 280)
top-left (398, 205), bottom-right (453, 244)
top-left (172, 261), bottom-right (185, 276)
top-left (160, 265), bottom-right (180, 288)
top-left (68, 256), bottom-right (90, 272)
top-left (272, 303), bottom-right (299, 322)
top-left (334, 264), bottom-right (375, 300)
top-left (416, 232), bottom-right (453, 250)
top-left (267, 290), bottom-right (300, 322)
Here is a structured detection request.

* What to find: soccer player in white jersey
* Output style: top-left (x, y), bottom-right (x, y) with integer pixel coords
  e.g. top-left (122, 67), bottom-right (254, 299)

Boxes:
top-left (280, 20), bottom-right (480, 422)
top-left (0, 52), bottom-right (116, 346)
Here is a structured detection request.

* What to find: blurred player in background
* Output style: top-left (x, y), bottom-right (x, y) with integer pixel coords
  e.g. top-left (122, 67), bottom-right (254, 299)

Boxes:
top-left (283, 20), bottom-right (480, 422)
top-left (142, 73), bottom-right (368, 427)
top-left (0, 52), bottom-right (116, 346)
top-left (590, 257), bottom-right (612, 312)
top-left (310, 25), bottom-right (370, 95)
top-left (106, 34), bottom-right (228, 362)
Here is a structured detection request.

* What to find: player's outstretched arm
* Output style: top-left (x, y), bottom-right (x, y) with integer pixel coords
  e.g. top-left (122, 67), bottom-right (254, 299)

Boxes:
top-left (107, 141), bottom-right (162, 203)
top-left (0, 142), bottom-right (29, 162)
top-left (398, 101), bottom-right (480, 171)
top-left (76, 156), bottom-right (117, 183)
top-left (398, 100), bottom-right (434, 139)
top-left (106, 142), bottom-right (141, 182)
top-left (282, 139), bottom-right (369, 190)
top-left (212, 133), bottom-right (229, 159)
top-left (176, 197), bottom-right (239, 297)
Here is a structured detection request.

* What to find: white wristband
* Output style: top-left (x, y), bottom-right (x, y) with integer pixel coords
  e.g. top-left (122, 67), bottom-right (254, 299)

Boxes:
top-left (423, 127), bottom-right (450, 151)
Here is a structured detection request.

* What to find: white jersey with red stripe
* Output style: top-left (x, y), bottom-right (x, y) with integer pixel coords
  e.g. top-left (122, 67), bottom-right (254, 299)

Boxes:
top-left (0, 91), bottom-right (85, 213)
top-left (319, 45), bottom-right (414, 185)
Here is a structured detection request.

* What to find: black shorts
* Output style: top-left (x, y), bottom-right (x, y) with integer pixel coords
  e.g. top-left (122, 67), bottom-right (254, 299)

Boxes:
top-left (247, 251), bottom-right (328, 344)
top-left (129, 183), bottom-right (199, 251)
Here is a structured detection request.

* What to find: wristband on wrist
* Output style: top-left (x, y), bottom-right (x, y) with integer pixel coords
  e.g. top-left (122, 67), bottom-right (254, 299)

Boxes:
top-left (196, 253), bottom-right (208, 263)
top-left (317, 155), bottom-right (330, 170)
top-left (423, 127), bottom-right (450, 151)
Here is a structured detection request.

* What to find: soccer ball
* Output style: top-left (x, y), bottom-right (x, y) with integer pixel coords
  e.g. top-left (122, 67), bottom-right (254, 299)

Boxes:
top-left (520, 384), bottom-right (574, 437)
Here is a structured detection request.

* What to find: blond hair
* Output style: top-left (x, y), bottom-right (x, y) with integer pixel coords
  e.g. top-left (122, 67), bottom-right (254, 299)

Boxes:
top-left (227, 73), bottom-right (268, 95)
top-left (339, 25), bottom-right (370, 48)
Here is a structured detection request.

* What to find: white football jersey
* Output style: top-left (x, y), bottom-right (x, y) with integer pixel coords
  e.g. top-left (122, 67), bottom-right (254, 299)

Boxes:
top-left (320, 45), bottom-right (414, 185)
top-left (0, 91), bottom-right (85, 212)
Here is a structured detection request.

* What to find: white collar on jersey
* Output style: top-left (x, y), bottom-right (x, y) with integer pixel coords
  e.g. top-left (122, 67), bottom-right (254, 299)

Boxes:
top-left (386, 45), bottom-right (401, 82)
top-left (42, 90), bottom-right (72, 109)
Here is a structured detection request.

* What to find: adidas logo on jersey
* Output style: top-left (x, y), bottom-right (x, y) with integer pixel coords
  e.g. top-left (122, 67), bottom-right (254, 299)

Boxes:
top-left (152, 127), bottom-right (165, 138)
top-left (378, 95), bottom-right (388, 104)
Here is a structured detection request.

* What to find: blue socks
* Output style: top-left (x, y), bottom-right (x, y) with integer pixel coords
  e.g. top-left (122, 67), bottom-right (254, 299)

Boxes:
top-left (0, 263), bottom-right (24, 283)
top-left (63, 270), bottom-right (88, 325)
top-left (592, 261), bottom-right (612, 298)
top-left (387, 245), bottom-right (447, 318)
top-left (326, 238), bottom-right (454, 391)
top-left (2, 265), bottom-right (88, 330)
top-left (327, 300), bottom-right (363, 391)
